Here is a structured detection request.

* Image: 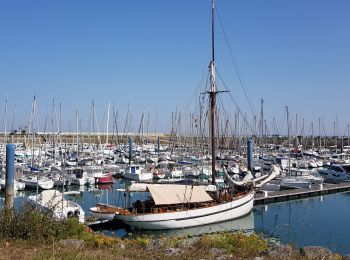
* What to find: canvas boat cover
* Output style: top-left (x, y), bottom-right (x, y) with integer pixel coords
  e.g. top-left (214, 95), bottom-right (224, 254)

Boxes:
top-left (146, 184), bottom-right (213, 205)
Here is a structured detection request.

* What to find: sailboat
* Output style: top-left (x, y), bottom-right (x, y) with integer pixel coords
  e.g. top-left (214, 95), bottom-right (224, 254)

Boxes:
top-left (113, 0), bottom-right (254, 230)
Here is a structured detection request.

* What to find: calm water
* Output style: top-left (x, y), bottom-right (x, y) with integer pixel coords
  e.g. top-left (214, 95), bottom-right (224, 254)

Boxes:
top-left (3, 179), bottom-right (350, 255)
top-left (254, 192), bottom-right (350, 254)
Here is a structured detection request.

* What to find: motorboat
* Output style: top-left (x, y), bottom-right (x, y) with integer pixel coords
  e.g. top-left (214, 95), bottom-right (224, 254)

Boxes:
top-left (318, 164), bottom-right (350, 183)
top-left (28, 189), bottom-right (85, 223)
top-left (21, 176), bottom-right (54, 190)
top-left (123, 165), bottom-right (153, 181)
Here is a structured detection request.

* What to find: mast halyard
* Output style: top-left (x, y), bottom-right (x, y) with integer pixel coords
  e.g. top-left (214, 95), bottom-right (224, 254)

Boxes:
top-left (209, 0), bottom-right (217, 185)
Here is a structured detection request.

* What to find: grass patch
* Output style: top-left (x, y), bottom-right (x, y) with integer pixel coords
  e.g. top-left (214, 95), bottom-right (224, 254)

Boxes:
top-left (0, 205), bottom-right (320, 259)
top-left (0, 203), bottom-right (89, 243)
top-left (194, 231), bottom-right (269, 258)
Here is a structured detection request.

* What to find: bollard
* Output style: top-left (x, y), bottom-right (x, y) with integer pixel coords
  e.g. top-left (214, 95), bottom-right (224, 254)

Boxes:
top-left (157, 137), bottom-right (160, 156)
top-left (247, 138), bottom-right (253, 172)
top-left (128, 138), bottom-right (132, 165)
top-left (5, 144), bottom-right (15, 209)
top-left (263, 190), bottom-right (269, 198)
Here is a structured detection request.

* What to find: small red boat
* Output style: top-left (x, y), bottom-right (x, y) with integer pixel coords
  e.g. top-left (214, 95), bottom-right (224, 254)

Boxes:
top-left (94, 173), bottom-right (114, 184)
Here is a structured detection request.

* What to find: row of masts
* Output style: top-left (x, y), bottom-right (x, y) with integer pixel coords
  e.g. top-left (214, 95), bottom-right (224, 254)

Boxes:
top-left (1, 95), bottom-right (350, 153)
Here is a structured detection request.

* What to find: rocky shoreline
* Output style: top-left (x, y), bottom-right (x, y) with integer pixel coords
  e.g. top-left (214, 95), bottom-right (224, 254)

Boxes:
top-left (56, 233), bottom-right (346, 259)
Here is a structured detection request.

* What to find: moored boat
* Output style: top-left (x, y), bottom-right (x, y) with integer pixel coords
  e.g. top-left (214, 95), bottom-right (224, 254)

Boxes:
top-left (21, 176), bottom-right (54, 190)
top-left (94, 173), bottom-right (114, 184)
top-left (28, 189), bottom-right (85, 223)
top-left (123, 165), bottom-right (153, 181)
top-left (90, 203), bottom-right (129, 220)
top-left (114, 183), bottom-right (254, 230)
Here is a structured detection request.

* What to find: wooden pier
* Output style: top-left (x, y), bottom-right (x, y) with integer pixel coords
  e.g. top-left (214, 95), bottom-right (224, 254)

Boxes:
top-left (254, 182), bottom-right (350, 205)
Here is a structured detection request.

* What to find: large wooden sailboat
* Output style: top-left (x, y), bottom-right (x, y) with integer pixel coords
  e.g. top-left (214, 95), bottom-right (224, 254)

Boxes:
top-left (114, 0), bottom-right (254, 230)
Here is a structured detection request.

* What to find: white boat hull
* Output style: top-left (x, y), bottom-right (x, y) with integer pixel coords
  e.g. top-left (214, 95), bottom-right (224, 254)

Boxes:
top-left (280, 180), bottom-right (311, 189)
top-left (28, 190), bottom-right (85, 223)
top-left (115, 192), bottom-right (254, 230)
top-left (0, 180), bottom-right (25, 191)
top-left (90, 207), bottom-right (116, 220)
top-left (123, 172), bottom-right (153, 181)
top-left (22, 179), bottom-right (54, 190)
top-left (69, 177), bottom-right (95, 186)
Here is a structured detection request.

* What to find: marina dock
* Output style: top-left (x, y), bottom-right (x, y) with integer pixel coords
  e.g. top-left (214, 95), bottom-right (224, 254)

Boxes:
top-left (254, 182), bottom-right (350, 205)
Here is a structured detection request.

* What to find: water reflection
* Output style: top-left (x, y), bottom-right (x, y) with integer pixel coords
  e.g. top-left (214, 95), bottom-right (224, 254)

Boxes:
top-left (254, 192), bottom-right (350, 255)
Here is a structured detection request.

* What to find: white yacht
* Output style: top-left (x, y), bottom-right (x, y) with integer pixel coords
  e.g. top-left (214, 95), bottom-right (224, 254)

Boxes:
top-left (21, 176), bottom-right (54, 190)
top-left (280, 168), bottom-right (323, 189)
top-left (123, 165), bottom-right (153, 181)
top-left (0, 178), bottom-right (25, 191)
top-left (67, 168), bottom-right (95, 186)
top-left (28, 190), bottom-right (85, 223)
top-left (318, 164), bottom-right (350, 183)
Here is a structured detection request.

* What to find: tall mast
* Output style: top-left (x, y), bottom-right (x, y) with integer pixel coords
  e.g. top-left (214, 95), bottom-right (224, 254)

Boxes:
top-left (286, 106), bottom-right (290, 175)
top-left (106, 101), bottom-right (110, 145)
top-left (211, 0), bottom-right (215, 62)
top-left (260, 99), bottom-right (264, 158)
top-left (209, 0), bottom-right (217, 185)
top-left (311, 121), bottom-right (314, 152)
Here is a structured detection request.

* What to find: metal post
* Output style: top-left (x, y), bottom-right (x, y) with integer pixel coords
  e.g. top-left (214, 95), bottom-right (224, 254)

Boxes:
top-left (157, 136), bottom-right (160, 156)
top-left (247, 138), bottom-right (253, 172)
top-left (128, 137), bottom-right (132, 165)
top-left (5, 143), bottom-right (15, 209)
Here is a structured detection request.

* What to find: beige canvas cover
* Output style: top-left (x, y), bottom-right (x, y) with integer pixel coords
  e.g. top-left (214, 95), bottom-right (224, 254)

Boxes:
top-left (146, 184), bottom-right (213, 205)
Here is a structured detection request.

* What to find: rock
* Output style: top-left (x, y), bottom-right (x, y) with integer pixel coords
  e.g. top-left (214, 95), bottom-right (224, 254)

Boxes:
top-left (267, 245), bottom-right (296, 259)
top-left (253, 257), bottom-right (266, 260)
top-left (210, 248), bottom-right (229, 260)
top-left (119, 242), bottom-right (126, 249)
top-left (343, 254), bottom-right (350, 260)
top-left (301, 246), bottom-right (333, 259)
top-left (164, 247), bottom-right (181, 256)
top-left (210, 248), bottom-right (227, 256)
top-left (145, 239), bottom-right (165, 251)
top-left (59, 239), bottom-right (84, 248)
top-left (183, 236), bottom-right (200, 247)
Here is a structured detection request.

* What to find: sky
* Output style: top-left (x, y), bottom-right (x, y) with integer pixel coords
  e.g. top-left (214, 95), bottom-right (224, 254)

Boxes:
top-left (1, 0), bottom-right (350, 136)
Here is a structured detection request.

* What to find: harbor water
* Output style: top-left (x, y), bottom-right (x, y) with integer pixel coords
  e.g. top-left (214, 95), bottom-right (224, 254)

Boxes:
top-left (3, 179), bottom-right (350, 255)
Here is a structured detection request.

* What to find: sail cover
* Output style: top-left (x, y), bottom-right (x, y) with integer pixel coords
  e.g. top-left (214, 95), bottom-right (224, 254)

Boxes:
top-left (146, 184), bottom-right (213, 205)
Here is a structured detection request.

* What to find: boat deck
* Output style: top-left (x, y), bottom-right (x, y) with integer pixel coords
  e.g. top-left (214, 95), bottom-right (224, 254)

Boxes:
top-left (254, 182), bottom-right (350, 205)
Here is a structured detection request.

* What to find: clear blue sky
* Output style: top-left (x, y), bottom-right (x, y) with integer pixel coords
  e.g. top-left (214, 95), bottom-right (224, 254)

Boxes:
top-left (1, 0), bottom-right (350, 135)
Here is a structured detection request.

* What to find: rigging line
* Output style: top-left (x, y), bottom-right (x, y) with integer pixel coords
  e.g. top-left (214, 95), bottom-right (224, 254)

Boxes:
top-left (280, 109), bottom-right (286, 136)
top-left (215, 7), bottom-right (256, 117)
top-left (216, 94), bottom-right (230, 123)
top-left (215, 69), bottom-right (257, 136)
top-left (183, 67), bottom-right (209, 115)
